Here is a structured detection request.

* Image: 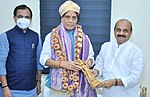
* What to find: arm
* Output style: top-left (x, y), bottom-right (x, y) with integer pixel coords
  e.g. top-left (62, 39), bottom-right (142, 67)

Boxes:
top-left (36, 70), bottom-right (42, 95)
top-left (120, 50), bottom-right (144, 89)
top-left (99, 50), bottom-right (144, 89)
top-left (0, 33), bottom-right (12, 97)
top-left (0, 33), bottom-right (8, 76)
top-left (94, 46), bottom-right (123, 88)
top-left (40, 33), bottom-right (81, 71)
top-left (37, 35), bottom-right (43, 70)
top-left (97, 45), bottom-right (144, 89)
top-left (94, 44), bottom-right (104, 77)
top-left (36, 35), bottom-right (43, 95)
top-left (85, 35), bottom-right (94, 68)
top-left (40, 33), bottom-right (52, 68)
top-left (99, 78), bottom-right (123, 88)
top-left (1, 76), bottom-right (12, 97)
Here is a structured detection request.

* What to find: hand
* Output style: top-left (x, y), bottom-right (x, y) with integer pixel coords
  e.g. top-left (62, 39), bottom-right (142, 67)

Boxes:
top-left (2, 86), bottom-right (12, 97)
top-left (100, 79), bottom-right (115, 88)
top-left (91, 69), bottom-right (99, 77)
top-left (85, 58), bottom-right (93, 68)
top-left (36, 81), bottom-right (41, 95)
top-left (60, 61), bottom-right (81, 71)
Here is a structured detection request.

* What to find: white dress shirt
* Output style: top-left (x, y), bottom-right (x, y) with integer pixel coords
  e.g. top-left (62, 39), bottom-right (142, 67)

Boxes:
top-left (94, 40), bottom-right (144, 97)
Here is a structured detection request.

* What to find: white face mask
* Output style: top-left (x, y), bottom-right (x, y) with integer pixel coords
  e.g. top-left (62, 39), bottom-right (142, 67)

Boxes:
top-left (16, 18), bottom-right (30, 29)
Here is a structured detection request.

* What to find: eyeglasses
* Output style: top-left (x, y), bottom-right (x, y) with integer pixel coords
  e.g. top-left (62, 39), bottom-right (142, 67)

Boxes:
top-left (16, 15), bottom-right (31, 19)
top-left (64, 15), bottom-right (77, 21)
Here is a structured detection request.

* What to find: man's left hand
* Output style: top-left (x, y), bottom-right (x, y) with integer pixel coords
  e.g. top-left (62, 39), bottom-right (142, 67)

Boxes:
top-left (85, 58), bottom-right (93, 68)
top-left (36, 80), bottom-right (41, 95)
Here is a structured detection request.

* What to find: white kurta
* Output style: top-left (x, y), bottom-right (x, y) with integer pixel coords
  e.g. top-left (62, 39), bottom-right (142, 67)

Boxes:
top-left (40, 32), bottom-right (94, 68)
top-left (94, 40), bottom-right (144, 97)
top-left (40, 32), bottom-right (95, 97)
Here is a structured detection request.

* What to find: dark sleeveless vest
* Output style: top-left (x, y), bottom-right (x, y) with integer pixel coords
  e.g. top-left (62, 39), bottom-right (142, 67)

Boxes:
top-left (6, 26), bottom-right (38, 90)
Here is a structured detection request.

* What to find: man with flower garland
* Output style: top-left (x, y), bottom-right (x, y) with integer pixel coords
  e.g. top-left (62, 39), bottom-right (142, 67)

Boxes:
top-left (40, 0), bottom-right (97, 97)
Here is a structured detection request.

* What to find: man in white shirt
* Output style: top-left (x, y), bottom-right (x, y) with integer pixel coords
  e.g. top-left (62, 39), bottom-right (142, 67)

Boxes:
top-left (93, 19), bottom-right (144, 97)
top-left (40, 1), bottom-right (97, 97)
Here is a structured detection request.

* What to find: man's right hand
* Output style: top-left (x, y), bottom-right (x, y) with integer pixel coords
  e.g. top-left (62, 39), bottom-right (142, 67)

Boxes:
top-left (91, 69), bottom-right (99, 77)
top-left (60, 61), bottom-right (81, 71)
top-left (2, 86), bottom-right (12, 97)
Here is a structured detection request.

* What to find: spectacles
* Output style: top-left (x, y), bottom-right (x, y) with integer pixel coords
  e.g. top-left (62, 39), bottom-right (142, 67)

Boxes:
top-left (64, 15), bottom-right (77, 21)
top-left (16, 15), bottom-right (31, 19)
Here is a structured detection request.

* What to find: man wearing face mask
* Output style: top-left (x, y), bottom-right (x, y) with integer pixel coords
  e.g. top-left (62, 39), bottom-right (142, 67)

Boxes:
top-left (0, 4), bottom-right (43, 97)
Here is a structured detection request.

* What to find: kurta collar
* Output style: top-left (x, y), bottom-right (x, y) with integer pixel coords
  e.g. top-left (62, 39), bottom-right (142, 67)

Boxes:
top-left (114, 40), bottom-right (130, 49)
top-left (14, 25), bottom-right (29, 34)
top-left (67, 30), bottom-right (74, 35)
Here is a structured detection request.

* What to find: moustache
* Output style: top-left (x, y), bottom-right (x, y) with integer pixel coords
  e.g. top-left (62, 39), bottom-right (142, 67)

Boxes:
top-left (117, 34), bottom-right (126, 37)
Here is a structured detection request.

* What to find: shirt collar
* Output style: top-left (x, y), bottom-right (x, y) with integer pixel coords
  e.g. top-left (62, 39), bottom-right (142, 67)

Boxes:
top-left (15, 25), bottom-right (29, 34)
top-left (114, 39), bottom-right (130, 49)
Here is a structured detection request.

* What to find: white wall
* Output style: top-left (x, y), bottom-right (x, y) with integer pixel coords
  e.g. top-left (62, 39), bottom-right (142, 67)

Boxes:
top-left (0, 0), bottom-right (40, 34)
top-left (111, 0), bottom-right (150, 96)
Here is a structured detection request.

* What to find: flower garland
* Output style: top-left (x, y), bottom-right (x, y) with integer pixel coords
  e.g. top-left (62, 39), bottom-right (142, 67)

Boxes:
top-left (51, 24), bottom-right (84, 94)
